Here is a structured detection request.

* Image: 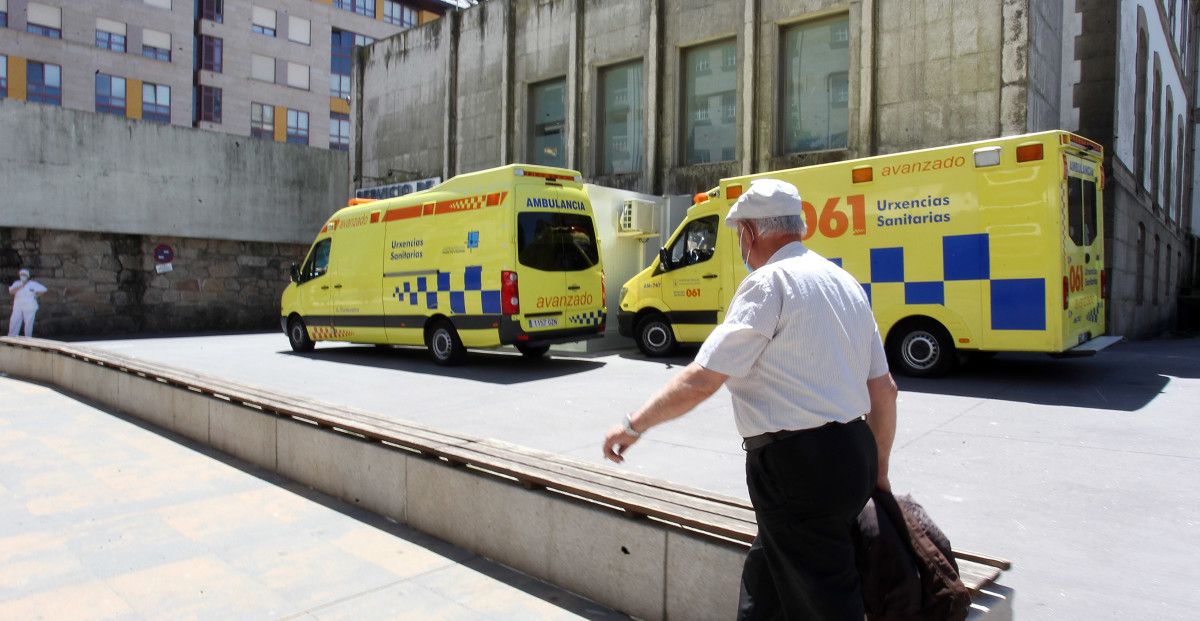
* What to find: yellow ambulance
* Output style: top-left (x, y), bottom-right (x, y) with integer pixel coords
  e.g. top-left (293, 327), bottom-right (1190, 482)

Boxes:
top-left (617, 130), bottom-right (1119, 376)
top-left (281, 164), bottom-right (606, 365)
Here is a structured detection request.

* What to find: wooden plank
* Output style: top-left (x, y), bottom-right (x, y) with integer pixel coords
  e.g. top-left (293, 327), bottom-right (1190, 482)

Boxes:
top-left (957, 559), bottom-right (1001, 594)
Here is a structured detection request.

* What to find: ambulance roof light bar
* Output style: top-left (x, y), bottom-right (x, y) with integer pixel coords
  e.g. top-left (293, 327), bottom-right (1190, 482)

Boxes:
top-left (515, 168), bottom-right (582, 183)
top-left (973, 146), bottom-right (1002, 168)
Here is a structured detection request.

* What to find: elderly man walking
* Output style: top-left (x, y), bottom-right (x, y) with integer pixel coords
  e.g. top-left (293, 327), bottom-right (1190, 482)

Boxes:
top-left (603, 179), bottom-right (898, 619)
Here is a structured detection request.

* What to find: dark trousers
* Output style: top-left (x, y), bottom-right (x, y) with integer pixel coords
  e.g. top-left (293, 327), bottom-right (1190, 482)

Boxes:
top-left (737, 419), bottom-right (877, 620)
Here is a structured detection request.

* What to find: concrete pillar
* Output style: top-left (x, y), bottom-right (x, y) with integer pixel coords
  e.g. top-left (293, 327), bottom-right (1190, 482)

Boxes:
top-left (500, 0), bottom-right (515, 164)
top-left (444, 11), bottom-right (460, 179)
top-left (646, 0), bottom-right (662, 194)
top-left (740, 0), bottom-right (757, 175)
top-left (857, 0), bottom-right (876, 155)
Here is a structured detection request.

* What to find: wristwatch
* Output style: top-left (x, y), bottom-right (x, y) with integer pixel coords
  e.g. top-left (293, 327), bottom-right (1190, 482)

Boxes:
top-left (622, 414), bottom-right (642, 438)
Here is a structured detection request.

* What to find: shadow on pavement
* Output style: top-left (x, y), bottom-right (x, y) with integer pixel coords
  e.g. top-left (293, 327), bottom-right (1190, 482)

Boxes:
top-left (31, 381), bottom-right (629, 620)
top-left (898, 338), bottom-right (1200, 411)
top-left (280, 344), bottom-right (606, 384)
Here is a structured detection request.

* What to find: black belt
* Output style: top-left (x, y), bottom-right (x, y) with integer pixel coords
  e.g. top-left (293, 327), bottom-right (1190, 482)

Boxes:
top-left (742, 416), bottom-right (866, 452)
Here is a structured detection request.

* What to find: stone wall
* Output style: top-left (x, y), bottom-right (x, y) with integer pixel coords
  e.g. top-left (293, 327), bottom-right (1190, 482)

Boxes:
top-left (0, 228), bottom-right (307, 338)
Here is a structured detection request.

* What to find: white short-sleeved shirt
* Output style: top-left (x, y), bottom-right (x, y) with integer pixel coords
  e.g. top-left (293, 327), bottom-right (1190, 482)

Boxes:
top-left (695, 242), bottom-right (888, 437)
top-left (10, 280), bottom-right (47, 308)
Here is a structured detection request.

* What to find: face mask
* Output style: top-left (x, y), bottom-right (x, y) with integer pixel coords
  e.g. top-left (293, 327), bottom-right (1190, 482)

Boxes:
top-left (19, 274), bottom-right (29, 282)
top-left (739, 225), bottom-right (754, 272)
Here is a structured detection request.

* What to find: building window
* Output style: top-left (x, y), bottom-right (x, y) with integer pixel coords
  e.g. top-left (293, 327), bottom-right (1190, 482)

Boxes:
top-left (200, 35), bottom-right (222, 73)
top-left (1135, 223), bottom-right (1145, 304)
top-left (287, 109), bottom-right (309, 145)
top-left (143, 29), bottom-right (172, 61)
top-left (251, 102), bottom-right (274, 139)
top-left (198, 85), bottom-right (221, 123)
top-left (142, 82), bottom-right (171, 124)
top-left (333, 0), bottom-right (374, 18)
top-left (251, 6), bottom-right (276, 36)
top-left (1, 56), bottom-right (8, 99)
top-left (529, 79), bottom-right (566, 167)
top-left (26, 61), bottom-right (62, 106)
top-left (286, 62), bottom-right (309, 90)
top-left (96, 19), bottom-right (127, 52)
top-left (1152, 234), bottom-right (1160, 304)
top-left (26, 2), bottom-right (61, 38)
top-left (1150, 60), bottom-right (1161, 203)
top-left (599, 61), bottom-right (643, 175)
top-left (1176, 123), bottom-right (1185, 223)
top-left (683, 39), bottom-right (736, 165)
top-left (780, 16), bottom-right (850, 154)
top-left (251, 54), bottom-right (275, 83)
top-left (330, 112), bottom-right (350, 151)
top-left (1134, 27), bottom-right (1147, 184)
top-left (1, 0), bottom-right (7, 28)
top-left (1164, 94), bottom-right (1173, 215)
top-left (288, 15), bottom-right (310, 45)
top-left (384, 1), bottom-right (417, 28)
top-left (95, 74), bottom-right (126, 116)
top-left (200, 0), bottom-right (222, 23)
top-left (330, 29), bottom-right (355, 99)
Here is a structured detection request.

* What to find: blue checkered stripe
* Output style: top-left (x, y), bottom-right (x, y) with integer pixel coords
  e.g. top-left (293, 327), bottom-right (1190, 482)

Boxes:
top-left (829, 233), bottom-right (1046, 331)
top-left (391, 265), bottom-right (503, 314)
top-left (568, 310), bottom-right (606, 326)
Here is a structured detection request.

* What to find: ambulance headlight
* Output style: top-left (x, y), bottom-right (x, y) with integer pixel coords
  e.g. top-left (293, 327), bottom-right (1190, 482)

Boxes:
top-left (620, 286), bottom-right (629, 302)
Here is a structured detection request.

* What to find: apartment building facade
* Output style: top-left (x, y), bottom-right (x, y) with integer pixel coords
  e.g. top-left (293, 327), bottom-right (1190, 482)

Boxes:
top-left (354, 0), bottom-right (1198, 339)
top-left (0, 0), bottom-right (450, 149)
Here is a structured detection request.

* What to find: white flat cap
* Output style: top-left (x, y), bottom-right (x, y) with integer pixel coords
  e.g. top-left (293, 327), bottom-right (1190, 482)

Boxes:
top-left (724, 178), bottom-right (802, 226)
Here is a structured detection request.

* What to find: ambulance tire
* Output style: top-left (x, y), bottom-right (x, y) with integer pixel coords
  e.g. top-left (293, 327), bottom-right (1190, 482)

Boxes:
top-left (636, 314), bottom-right (678, 357)
top-left (516, 343), bottom-right (550, 359)
top-left (287, 316), bottom-right (315, 353)
top-left (427, 320), bottom-right (467, 366)
top-left (887, 320), bottom-right (957, 377)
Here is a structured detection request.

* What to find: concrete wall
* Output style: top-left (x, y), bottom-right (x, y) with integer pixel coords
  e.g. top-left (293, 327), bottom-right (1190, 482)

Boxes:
top-left (1026, 0), bottom-right (1065, 132)
top-left (0, 227), bottom-right (305, 337)
top-left (0, 100), bottom-right (345, 244)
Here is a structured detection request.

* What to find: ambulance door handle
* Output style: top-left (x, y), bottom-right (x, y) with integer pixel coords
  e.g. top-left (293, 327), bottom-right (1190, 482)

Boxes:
top-left (333, 284), bottom-right (343, 289)
top-left (702, 274), bottom-right (718, 279)
top-left (567, 285), bottom-right (581, 291)
top-left (321, 285), bottom-right (330, 290)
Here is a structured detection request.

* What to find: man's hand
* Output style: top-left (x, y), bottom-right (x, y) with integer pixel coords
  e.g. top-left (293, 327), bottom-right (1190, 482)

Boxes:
top-left (602, 425), bottom-right (639, 463)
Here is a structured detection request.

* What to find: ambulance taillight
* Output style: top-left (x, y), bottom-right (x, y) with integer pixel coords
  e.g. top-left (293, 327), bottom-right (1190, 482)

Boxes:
top-left (502, 271), bottom-right (520, 315)
top-left (1062, 276), bottom-right (1069, 310)
top-left (1101, 269), bottom-right (1107, 299)
top-left (1016, 143), bottom-right (1044, 163)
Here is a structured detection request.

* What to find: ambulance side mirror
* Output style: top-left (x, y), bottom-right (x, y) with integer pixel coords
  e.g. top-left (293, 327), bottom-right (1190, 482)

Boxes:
top-left (289, 263), bottom-right (300, 283)
top-left (658, 247), bottom-right (672, 271)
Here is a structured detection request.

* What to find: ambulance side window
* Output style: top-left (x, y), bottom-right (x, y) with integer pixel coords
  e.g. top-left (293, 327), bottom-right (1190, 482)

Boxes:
top-left (301, 238), bottom-right (331, 282)
top-left (668, 216), bottom-right (718, 268)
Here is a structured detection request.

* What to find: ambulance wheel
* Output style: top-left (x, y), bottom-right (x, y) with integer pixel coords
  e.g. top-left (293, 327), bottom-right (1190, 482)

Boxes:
top-left (287, 317), bottom-right (315, 353)
top-left (515, 343), bottom-right (550, 359)
top-left (887, 320), bottom-right (957, 377)
top-left (427, 321), bottom-right (467, 366)
top-left (636, 314), bottom-right (677, 357)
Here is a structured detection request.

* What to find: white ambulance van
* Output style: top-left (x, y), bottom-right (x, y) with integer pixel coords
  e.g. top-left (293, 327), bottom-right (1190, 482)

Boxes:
top-left (281, 164), bottom-right (606, 365)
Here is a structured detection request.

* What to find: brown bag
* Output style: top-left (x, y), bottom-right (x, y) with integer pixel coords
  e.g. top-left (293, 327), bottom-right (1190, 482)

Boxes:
top-left (854, 491), bottom-right (971, 621)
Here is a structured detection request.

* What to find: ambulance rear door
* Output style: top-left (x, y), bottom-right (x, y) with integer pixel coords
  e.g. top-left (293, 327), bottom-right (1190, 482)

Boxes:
top-left (513, 174), bottom-right (604, 336)
top-left (1061, 152), bottom-right (1105, 348)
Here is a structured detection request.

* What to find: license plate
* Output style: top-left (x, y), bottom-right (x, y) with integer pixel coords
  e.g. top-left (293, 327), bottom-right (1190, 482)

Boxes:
top-left (528, 318), bottom-right (558, 328)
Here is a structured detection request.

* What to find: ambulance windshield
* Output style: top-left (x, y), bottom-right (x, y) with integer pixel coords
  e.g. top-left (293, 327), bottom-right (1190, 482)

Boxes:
top-left (517, 212), bottom-right (600, 271)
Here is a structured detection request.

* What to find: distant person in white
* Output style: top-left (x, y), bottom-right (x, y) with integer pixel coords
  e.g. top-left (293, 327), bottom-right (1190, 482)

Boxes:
top-left (602, 179), bottom-right (898, 620)
top-left (8, 269), bottom-right (48, 337)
